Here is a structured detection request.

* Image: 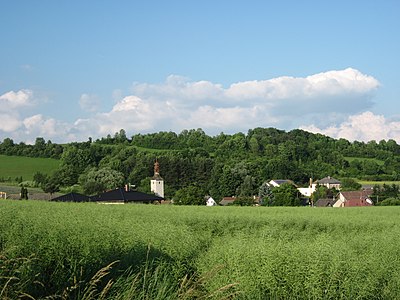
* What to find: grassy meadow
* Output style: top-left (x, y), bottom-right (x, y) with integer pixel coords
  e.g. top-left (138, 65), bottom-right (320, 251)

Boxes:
top-left (1, 201), bottom-right (400, 299)
top-left (0, 155), bottom-right (60, 181)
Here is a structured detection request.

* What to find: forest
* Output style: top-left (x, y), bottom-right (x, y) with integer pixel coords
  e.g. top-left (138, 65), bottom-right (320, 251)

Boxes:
top-left (1, 127), bottom-right (400, 202)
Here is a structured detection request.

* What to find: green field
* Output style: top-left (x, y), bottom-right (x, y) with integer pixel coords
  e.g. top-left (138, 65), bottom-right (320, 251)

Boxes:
top-left (357, 180), bottom-right (400, 186)
top-left (1, 202), bottom-right (400, 299)
top-left (0, 155), bottom-right (60, 181)
top-left (344, 156), bottom-right (385, 166)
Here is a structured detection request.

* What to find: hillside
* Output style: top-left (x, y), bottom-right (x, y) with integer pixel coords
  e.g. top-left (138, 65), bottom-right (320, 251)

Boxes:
top-left (1, 127), bottom-right (400, 200)
top-left (0, 155), bottom-right (60, 181)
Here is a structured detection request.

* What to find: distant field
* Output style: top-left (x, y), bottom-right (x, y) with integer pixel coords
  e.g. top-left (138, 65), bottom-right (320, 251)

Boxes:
top-left (134, 145), bottom-right (179, 153)
top-left (0, 155), bottom-right (60, 181)
top-left (344, 156), bottom-right (385, 165)
top-left (99, 143), bottom-right (179, 153)
top-left (1, 202), bottom-right (400, 299)
top-left (357, 180), bottom-right (400, 186)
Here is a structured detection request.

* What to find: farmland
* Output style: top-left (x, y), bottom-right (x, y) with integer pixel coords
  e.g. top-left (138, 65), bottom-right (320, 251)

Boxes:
top-left (0, 155), bottom-right (60, 181)
top-left (1, 201), bottom-right (400, 299)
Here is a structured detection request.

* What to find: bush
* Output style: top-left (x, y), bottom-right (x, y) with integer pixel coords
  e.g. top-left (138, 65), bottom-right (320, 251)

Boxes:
top-left (379, 197), bottom-right (400, 206)
top-left (18, 181), bottom-right (36, 188)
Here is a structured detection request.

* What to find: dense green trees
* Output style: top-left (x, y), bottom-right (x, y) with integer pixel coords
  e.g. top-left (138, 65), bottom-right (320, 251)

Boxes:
top-left (41, 176), bottom-right (60, 196)
top-left (79, 168), bottom-right (125, 195)
top-left (2, 127), bottom-right (400, 204)
top-left (270, 183), bottom-right (302, 206)
top-left (173, 185), bottom-right (205, 205)
top-left (340, 178), bottom-right (362, 191)
top-left (372, 184), bottom-right (400, 204)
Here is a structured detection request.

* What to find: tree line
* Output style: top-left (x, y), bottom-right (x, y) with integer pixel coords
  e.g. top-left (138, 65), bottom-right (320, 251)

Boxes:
top-left (2, 127), bottom-right (400, 204)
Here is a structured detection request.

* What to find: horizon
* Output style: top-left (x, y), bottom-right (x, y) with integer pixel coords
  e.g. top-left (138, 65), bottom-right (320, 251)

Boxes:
top-left (1, 1), bottom-right (399, 143)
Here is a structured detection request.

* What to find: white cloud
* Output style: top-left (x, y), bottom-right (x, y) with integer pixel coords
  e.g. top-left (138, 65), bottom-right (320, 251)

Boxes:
top-left (131, 75), bottom-right (225, 108)
top-left (122, 68), bottom-right (379, 134)
top-left (225, 68), bottom-right (378, 101)
top-left (0, 115), bottom-right (22, 132)
top-left (0, 90), bottom-right (34, 133)
top-left (301, 111), bottom-right (400, 142)
top-left (73, 95), bottom-right (158, 138)
top-left (79, 93), bottom-right (101, 112)
top-left (21, 114), bottom-right (74, 143)
top-left (0, 89), bottom-right (34, 110)
top-left (0, 69), bottom-right (386, 143)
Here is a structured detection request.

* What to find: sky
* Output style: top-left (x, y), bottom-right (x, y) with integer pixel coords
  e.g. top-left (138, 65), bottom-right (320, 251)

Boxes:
top-left (1, 0), bottom-right (400, 144)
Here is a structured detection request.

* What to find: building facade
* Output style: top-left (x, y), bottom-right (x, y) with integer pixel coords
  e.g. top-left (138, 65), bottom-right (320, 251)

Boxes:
top-left (150, 159), bottom-right (164, 198)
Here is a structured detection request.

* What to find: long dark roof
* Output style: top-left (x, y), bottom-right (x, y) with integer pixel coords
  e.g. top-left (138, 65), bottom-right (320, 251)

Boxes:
top-left (91, 188), bottom-right (164, 203)
top-left (315, 198), bottom-right (335, 207)
top-left (51, 192), bottom-right (91, 202)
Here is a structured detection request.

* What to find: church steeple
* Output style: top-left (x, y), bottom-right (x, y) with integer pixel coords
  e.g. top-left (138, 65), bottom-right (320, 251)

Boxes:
top-left (152, 158), bottom-right (163, 180)
top-left (151, 158), bottom-right (164, 198)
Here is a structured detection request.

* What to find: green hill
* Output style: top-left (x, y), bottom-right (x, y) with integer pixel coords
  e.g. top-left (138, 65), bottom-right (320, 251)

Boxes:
top-left (0, 155), bottom-right (60, 181)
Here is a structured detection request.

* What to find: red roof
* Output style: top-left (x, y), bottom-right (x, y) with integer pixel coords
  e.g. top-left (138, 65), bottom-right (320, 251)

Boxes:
top-left (341, 190), bottom-right (373, 207)
top-left (344, 199), bottom-right (372, 207)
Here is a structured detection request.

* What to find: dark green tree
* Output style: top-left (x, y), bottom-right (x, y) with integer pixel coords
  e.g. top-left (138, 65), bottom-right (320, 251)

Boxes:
top-left (20, 186), bottom-right (28, 200)
top-left (272, 183), bottom-right (301, 206)
top-left (79, 167), bottom-right (125, 195)
top-left (33, 172), bottom-right (47, 187)
top-left (233, 196), bottom-right (255, 206)
top-left (340, 178), bottom-right (362, 191)
top-left (258, 182), bottom-right (274, 206)
top-left (41, 176), bottom-right (60, 196)
top-left (378, 197), bottom-right (400, 206)
top-left (173, 185), bottom-right (205, 205)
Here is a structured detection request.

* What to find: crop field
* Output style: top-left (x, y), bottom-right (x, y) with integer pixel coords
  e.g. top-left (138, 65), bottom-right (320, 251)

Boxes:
top-left (1, 201), bottom-right (400, 299)
top-left (0, 155), bottom-right (60, 181)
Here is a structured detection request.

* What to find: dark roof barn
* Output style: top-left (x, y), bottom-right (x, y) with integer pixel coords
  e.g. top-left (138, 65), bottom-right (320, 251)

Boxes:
top-left (315, 198), bottom-right (335, 207)
top-left (51, 192), bottom-right (91, 202)
top-left (91, 188), bottom-right (164, 204)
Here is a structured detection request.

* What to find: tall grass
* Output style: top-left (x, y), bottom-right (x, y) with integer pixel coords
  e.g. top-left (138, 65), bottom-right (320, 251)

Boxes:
top-left (1, 201), bottom-right (400, 299)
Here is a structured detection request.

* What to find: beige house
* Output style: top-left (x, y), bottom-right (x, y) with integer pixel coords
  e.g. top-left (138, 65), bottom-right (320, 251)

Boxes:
top-left (313, 176), bottom-right (341, 190)
top-left (298, 176), bottom-right (341, 197)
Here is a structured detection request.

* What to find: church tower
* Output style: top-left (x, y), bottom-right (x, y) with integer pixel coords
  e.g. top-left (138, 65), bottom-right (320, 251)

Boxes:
top-left (150, 159), bottom-right (164, 198)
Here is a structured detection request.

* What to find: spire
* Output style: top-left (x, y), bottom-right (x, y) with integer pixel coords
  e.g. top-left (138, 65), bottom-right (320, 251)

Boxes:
top-left (152, 158), bottom-right (163, 180)
top-left (154, 158), bottom-right (160, 175)
top-left (151, 158), bottom-right (164, 198)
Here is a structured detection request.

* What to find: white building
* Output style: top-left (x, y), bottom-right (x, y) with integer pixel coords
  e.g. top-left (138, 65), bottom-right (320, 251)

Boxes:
top-left (206, 197), bottom-right (216, 206)
top-left (298, 176), bottom-right (341, 197)
top-left (150, 159), bottom-right (164, 198)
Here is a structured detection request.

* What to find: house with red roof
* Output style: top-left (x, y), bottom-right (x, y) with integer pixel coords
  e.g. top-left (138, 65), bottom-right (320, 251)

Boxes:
top-left (333, 190), bottom-right (373, 207)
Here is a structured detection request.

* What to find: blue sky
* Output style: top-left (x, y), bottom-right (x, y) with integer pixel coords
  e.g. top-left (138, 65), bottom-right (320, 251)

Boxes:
top-left (1, 0), bottom-right (399, 143)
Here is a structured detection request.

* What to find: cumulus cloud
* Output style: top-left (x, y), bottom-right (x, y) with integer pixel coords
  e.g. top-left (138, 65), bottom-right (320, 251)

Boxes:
top-left (0, 89), bottom-right (34, 110)
top-left (79, 93), bottom-right (101, 112)
top-left (23, 115), bottom-right (59, 137)
top-left (0, 90), bottom-right (34, 132)
top-left (73, 95), bottom-right (158, 138)
top-left (115, 68), bottom-right (379, 134)
top-left (0, 68), bottom-right (386, 143)
top-left (301, 111), bottom-right (400, 142)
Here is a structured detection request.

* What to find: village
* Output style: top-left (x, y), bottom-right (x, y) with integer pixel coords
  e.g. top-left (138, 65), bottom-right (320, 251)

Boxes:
top-left (46, 160), bottom-right (374, 208)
